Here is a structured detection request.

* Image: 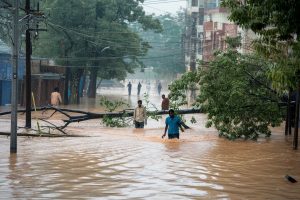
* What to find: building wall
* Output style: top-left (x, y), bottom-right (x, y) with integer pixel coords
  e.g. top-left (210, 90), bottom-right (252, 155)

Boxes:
top-left (0, 53), bottom-right (25, 105)
top-left (184, 0), bottom-right (205, 71)
top-left (184, 0), bottom-right (257, 68)
top-left (203, 7), bottom-right (238, 61)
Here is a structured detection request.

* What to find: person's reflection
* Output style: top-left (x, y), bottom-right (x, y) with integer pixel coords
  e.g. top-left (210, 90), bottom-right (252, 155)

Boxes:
top-left (163, 139), bottom-right (181, 152)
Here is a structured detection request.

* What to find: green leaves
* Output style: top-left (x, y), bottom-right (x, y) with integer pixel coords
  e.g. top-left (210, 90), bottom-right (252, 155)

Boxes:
top-left (32, 0), bottom-right (162, 82)
top-left (169, 37), bottom-right (283, 140)
top-left (223, 0), bottom-right (300, 93)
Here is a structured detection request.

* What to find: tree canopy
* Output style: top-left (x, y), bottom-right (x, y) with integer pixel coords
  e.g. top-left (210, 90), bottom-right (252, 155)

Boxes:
top-left (222, 0), bottom-right (300, 92)
top-left (30, 0), bottom-right (162, 101)
top-left (169, 38), bottom-right (283, 140)
top-left (34, 0), bottom-right (162, 76)
top-left (134, 11), bottom-right (186, 78)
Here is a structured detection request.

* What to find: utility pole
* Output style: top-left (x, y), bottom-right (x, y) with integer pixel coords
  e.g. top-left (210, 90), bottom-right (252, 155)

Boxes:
top-left (23, 0), bottom-right (46, 128)
top-left (25, 0), bottom-right (31, 128)
top-left (11, 0), bottom-right (19, 153)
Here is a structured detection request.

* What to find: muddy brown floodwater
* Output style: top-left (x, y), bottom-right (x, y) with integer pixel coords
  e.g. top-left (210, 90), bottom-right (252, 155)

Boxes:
top-left (0, 115), bottom-right (300, 199)
top-left (0, 88), bottom-right (300, 199)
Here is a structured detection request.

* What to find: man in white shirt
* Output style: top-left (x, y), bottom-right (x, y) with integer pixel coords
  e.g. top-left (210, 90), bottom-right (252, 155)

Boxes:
top-left (133, 100), bottom-right (147, 128)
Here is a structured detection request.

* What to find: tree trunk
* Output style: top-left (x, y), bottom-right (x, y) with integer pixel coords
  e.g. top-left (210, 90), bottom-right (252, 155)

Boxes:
top-left (293, 84), bottom-right (300, 150)
top-left (64, 68), bottom-right (70, 105)
top-left (80, 72), bottom-right (86, 98)
top-left (69, 69), bottom-right (83, 104)
top-left (285, 89), bottom-right (291, 135)
top-left (88, 68), bottom-right (98, 98)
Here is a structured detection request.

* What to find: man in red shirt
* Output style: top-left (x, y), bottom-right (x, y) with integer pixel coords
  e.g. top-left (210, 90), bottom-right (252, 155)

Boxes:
top-left (161, 94), bottom-right (169, 110)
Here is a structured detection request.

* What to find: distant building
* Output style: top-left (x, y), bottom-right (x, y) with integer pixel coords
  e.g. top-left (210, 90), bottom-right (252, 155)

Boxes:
top-left (203, 7), bottom-right (238, 61)
top-left (0, 40), bottom-right (25, 106)
top-left (184, 0), bottom-right (255, 69)
top-left (184, 0), bottom-right (205, 71)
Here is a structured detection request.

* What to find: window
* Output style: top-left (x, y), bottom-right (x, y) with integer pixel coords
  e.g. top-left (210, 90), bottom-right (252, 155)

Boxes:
top-left (192, 0), bottom-right (198, 7)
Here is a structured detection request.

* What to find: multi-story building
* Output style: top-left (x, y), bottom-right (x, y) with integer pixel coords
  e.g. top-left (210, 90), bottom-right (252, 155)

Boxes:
top-left (203, 6), bottom-right (238, 61)
top-left (184, 0), bottom-right (254, 69)
top-left (184, 0), bottom-right (205, 71)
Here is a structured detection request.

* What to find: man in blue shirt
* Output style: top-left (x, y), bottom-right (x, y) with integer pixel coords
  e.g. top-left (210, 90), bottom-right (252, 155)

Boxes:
top-left (162, 109), bottom-right (184, 139)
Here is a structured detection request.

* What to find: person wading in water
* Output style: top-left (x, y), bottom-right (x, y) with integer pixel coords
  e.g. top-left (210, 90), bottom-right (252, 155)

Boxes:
top-left (162, 109), bottom-right (184, 139)
top-left (133, 100), bottom-right (147, 128)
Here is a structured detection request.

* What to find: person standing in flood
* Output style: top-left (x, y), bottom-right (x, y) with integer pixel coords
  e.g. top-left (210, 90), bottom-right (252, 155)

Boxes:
top-left (50, 87), bottom-right (62, 107)
top-left (127, 81), bottom-right (132, 96)
top-left (137, 82), bottom-right (142, 95)
top-left (161, 94), bottom-right (169, 110)
top-left (162, 109), bottom-right (183, 139)
top-left (133, 100), bottom-right (147, 128)
top-left (157, 82), bottom-right (162, 95)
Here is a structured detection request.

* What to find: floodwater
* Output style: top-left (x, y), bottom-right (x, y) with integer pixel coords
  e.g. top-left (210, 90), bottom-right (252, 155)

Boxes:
top-left (0, 83), bottom-right (300, 199)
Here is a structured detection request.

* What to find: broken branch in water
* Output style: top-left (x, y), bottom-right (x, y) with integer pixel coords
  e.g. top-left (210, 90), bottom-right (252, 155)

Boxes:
top-left (0, 106), bottom-right (202, 131)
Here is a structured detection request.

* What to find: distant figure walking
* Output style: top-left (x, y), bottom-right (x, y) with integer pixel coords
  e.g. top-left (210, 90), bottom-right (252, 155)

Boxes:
top-left (157, 82), bottom-right (162, 95)
top-left (137, 82), bottom-right (142, 95)
top-left (51, 87), bottom-right (62, 107)
top-left (127, 82), bottom-right (132, 96)
top-left (161, 94), bottom-right (169, 110)
top-left (162, 109), bottom-right (184, 139)
top-left (133, 100), bottom-right (147, 128)
top-left (146, 81), bottom-right (151, 94)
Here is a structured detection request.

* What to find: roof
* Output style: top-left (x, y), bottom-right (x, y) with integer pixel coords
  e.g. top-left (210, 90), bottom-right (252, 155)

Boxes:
top-left (0, 39), bottom-right (11, 55)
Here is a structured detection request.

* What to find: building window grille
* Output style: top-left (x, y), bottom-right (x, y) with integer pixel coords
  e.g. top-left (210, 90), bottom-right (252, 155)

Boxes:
top-left (192, 0), bottom-right (198, 7)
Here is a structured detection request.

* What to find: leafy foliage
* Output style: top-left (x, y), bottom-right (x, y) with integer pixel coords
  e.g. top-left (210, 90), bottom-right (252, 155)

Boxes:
top-left (222, 0), bottom-right (300, 92)
top-left (133, 11), bottom-right (186, 78)
top-left (100, 96), bottom-right (131, 127)
top-left (169, 38), bottom-right (284, 140)
top-left (99, 94), bottom-right (162, 128)
top-left (143, 93), bottom-right (162, 121)
top-left (32, 0), bottom-right (162, 101)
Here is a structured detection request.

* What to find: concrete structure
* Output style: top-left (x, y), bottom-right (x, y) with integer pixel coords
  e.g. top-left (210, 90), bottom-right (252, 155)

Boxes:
top-left (184, 0), bottom-right (256, 68)
top-left (184, 0), bottom-right (205, 71)
top-left (203, 7), bottom-right (238, 61)
top-left (0, 40), bottom-right (25, 105)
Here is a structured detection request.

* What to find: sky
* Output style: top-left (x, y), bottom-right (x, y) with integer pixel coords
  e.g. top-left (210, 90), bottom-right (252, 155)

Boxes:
top-left (142, 0), bottom-right (186, 16)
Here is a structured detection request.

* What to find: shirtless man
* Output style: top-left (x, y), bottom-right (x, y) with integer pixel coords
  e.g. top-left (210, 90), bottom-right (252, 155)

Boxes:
top-left (51, 87), bottom-right (62, 107)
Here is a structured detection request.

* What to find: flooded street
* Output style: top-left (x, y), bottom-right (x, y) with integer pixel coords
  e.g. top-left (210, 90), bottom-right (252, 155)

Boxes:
top-left (0, 86), bottom-right (300, 199)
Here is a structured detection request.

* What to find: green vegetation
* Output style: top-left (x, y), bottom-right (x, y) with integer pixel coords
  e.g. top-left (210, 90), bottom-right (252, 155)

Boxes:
top-left (169, 38), bottom-right (283, 140)
top-left (99, 94), bottom-right (162, 128)
top-left (100, 96), bottom-right (131, 127)
top-left (222, 0), bottom-right (300, 92)
top-left (134, 11), bottom-right (186, 78)
top-left (32, 0), bottom-right (162, 102)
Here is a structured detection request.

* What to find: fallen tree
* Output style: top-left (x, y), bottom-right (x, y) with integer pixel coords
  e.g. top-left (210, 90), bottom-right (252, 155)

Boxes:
top-left (0, 106), bottom-right (202, 132)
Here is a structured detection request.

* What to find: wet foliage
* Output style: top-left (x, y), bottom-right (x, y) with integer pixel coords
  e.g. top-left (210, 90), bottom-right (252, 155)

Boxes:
top-left (169, 38), bottom-right (284, 140)
top-left (100, 96), bottom-right (131, 127)
top-left (99, 94), bottom-right (161, 128)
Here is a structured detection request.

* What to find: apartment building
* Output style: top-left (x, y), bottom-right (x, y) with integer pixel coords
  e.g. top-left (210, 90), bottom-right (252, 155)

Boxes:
top-left (184, 0), bottom-right (205, 71)
top-left (184, 0), bottom-right (253, 69)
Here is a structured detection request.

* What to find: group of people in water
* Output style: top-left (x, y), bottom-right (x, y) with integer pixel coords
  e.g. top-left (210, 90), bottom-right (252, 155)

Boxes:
top-left (127, 81), bottom-right (162, 96)
top-left (50, 82), bottom-right (182, 139)
top-left (133, 94), bottom-right (184, 139)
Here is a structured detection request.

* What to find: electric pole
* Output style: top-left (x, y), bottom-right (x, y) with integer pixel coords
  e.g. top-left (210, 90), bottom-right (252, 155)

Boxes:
top-left (23, 0), bottom-right (46, 128)
top-left (11, 0), bottom-right (19, 153)
top-left (25, 0), bottom-right (31, 128)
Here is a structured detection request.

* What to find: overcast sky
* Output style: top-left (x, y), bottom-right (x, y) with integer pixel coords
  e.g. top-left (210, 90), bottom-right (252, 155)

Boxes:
top-left (142, 0), bottom-right (186, 16)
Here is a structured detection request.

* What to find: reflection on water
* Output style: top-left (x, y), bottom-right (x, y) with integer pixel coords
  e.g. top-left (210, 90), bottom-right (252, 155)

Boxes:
top-left (0, 120), bottom-right (300, 199)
